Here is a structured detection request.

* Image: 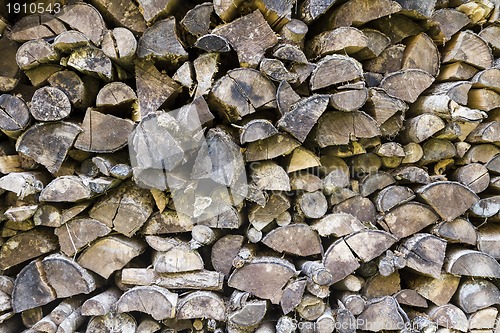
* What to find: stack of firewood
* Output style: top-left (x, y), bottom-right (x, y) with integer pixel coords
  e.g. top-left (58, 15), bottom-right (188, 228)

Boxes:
top-left (0, 0), bottom-right (499, 332)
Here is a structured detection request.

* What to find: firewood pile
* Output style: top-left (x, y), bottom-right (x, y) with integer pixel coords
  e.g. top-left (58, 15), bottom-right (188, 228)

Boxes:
top-left (0, 0), bottom-right (500, 332)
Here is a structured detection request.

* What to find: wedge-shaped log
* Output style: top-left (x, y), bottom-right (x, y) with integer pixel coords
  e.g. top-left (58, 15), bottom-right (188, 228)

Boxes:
top-left (0, 94), bottom-right (31, 138)
top-left (0, 229), bottom-right (57, 270)
top-left (399, 234), bottom-right (446, 278)
top-left (10, 13), bottom-right (67, 42)
top-left (431, 218), bottom-right (477, 246)
top-left (117, 286), bottom-right (178, 320)
top-left (327, 0), bottom-right (401, 28)
top-left (418, 181), bottom-right (479, 221)
top-left (441, 31), bottom-right (493, 70)
top-left (310, 55), bottom-right (363, 91)
top-left (142, 210), bottom-right (194, 234)
top-left (402, 33), bottom-right (440, 76)
top-left (374, 185), bottom-right (415, 212)
top-left (177, 291), bottom-right (226, 321)
top-left (211, 234), bottom-right (244, 276)
top-left (357, 296), bottom-right (404, 332)
top-left (311, 213), bottom-right (364, 238)
top-left (239, 119), bottom-right (277, 144)
top-left (210, 68), bottom-right (276, 122)
top-left (281, 279), bottom-right (306, 314)
top-left (428, 304), bottom-right (468, 332)
top-left (379, 202), bottom-right (439, 239)
top-left (137, 18), bottom-right (187, 63)
top-left (315, 111), bottom-right (380, 147)
top-left (16, 39), bottom-right (59, 70)
top-left (380, 69), bottom-right (434, 103)
top-left (428, 9), bottom-right (469, 43)
top-left (455, 278), bottom-right (500, 314)
top-left (407, 273), bottom-right (460, 306)
top-left (212, 10), bottom-right (278, 68)
top-left (121, 269), bottom-right (224, 290)
top-left (444, 248), bottom-right (500, 278)
top-left (228, 256), bottom-right (296, 304)
top-left (323, 239), bottom-right (360, 285)
top-left (277, 95), bottom-right (328, 143)
top-left (55, 217), bottom-right (111, 256)
top-left (56, 3), bottom-right (106, 46)
top-left (86, 312), bottom-right (136, 333)
top-left (67, 46), bottom-right (114, 82)
top-left (307, 27), bottom-right (367, 59)
top-left (245, 133), bottom-right (300, 162)
top-left (249, 161), bottom-right (290, 191)
top-left (77, 235), bottom-right (146, 278)
top-left (39, 176), bottom-right (93, 202)
top-left (345, 230), bottom-right (397, 262)
top-left (16, 122), bottom-right (82, 173)
top-left (151, 239), bottom-right (204, 273)
top-left (89, 181), bottom-right (154, 237)
top-left (262, 224), bottom-right (322, 257)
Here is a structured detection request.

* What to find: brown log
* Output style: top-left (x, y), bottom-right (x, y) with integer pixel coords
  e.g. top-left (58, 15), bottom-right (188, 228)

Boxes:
top-left (86, 312), bottom-right (137, 333)
top-left (332, 195), bottom-right (376, 225)
top-left (326, 0), bottom-right (401, 28)
top-left (142, 209), bottom-right (194, 234)
top-left (56, 3), bottom-right (106, 46)
top-left (52, 31), bottom-right (90, 54)
top-left (399, 233), bottom-right (446, 278)
top-left (10, 14), bottom-right (66, 42)
top-left (299, 0), bottom-right (338, 24)
top-left (90, 0), bottom-right (146, 35)
top-left (329, 84), bottom-right (368, 112)
top-left (47, 70), bottom-right (93, 110)
top-left (402, 32), bottom-right (440, 76)
top-left (323, 239), bottom-right (360, 285)
top-left (437, 61), bottom-right (479, 81)
top-left (0, 94), bottom-right (31, 138)
top-left (248, 192), bottom-right (290, 231)
top-left (362, 271), bottom-right (401, 299)
top-left (212, 10), bottom-right (278, 68)
top-left (379, 202), bottom-right (439, 239)
top-left (306, 27), bottom-right (367, 60)
top-left (431, 218), bottom-right (477, 245)
top-left (67, 46), bottom-right (115, 82)
top-left (363, 44), bottom-right (405, 74)
top-left (81, 288), bottom-right (122, 316)
top-left (310, 55), bottom-right (363, 91)
top-left (442, 31), bottom-right (494, 70)
top-left (39, 176), bottom-right (94, 202)
top-left (428, 304), bottom-right (469, 332)
top-left (29, 86), bottom-right (71, 121)
top-left (311, 213), bottom-right (364, 238)
top-left (468, 88), bottom-right (500, 111)
top-left (468, 307), bottom-right (498, 331)
top-left (121, 268), bottom-right (224, 291)
top-left (370, 14), bottom-right (422, 43)
top-left (444, 247), bottom-right (500, 278)
top-left (16, 39), bottom-right (59, 71)
top-left (380, 69), bottom-right (434, 103)
top-left (177, 291), bottom-right (226, 321)
top-left (394, 289), bottom-right (428, 308)
top-left (455, 278), bottom-right (500, 314)
top-left (239, 119), bottom-right (278, 144)
top-left (427, 9), bottom-right (470, 44)
top-left (77, 235), bottom-right (146, 278)
top-left (55, 217), bottom-right (111, 257)
top-left (0, 34), bottom-right (20, 92)
top-left (479, 24), bottom-right (500, 56)
top-left (357, 296), bottom-right (405, 332)
top-left (116, 285), bottom-right (177, 320)
top-left (249, 161), bottom-right (290, 191)
top-left (262, 224), bottom-right (322, 256)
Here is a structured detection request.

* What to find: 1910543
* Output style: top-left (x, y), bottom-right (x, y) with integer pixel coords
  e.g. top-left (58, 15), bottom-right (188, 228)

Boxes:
top-left (6, 1), bottom-right (62, 14)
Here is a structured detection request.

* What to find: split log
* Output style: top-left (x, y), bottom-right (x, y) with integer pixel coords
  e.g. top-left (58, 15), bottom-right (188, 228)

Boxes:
top-left (362, 271), bottom-right (401, 298)
top-left (209, 68), bottom-right (276, 122)
top-left (116, 286), bottom-right (177, 320)
top-left (47, 70), bottom-right (94, 110)
top-left (299, 0), bottom-right (337, 24)
top-left (357, 296), bottom-right (405, 332)
top-left (310, 55), bottom-right (363, 91)
top-left (306, 27), bottom-right (367, 59)
top-left (181, 2), bottom-right (213, 37)
top-left (16, 39), bottom-right (59, 71)
top-left (399, 234), bottom-right (446, 278)
top-left (437, 61), bottom-right (479, 81)
top-left (142, 209), bottom-right (194, 234)
top-left (359, 171), bottom-right (395, 197)
top-left (57, 307), bottom-right (85, 333)
top-left (67, 46), bottom-right (115, 82)
top-left (477, 224), bottom-right (500, 259)
top-left (417, 181), bottom-right (479, 221)
top-left (374, 185), bottom-right (414, 212)
top-left (121, 268), bottom-right (224, 290)
top-left (30, 86), bottom-right (71, 121)
top-left (39, 176), bottom-right (93, 202)
top-left (311, 213), bottom-right (364, 238)
top-left (0, 94), bottom-right (31, 138)
top-left (81, 288), bottom-right (121, 316)
top-left (177, 291), bottom-right (226, 321)
top-left (329, 84), bottom-right (368, 112)
top-left (0, 34), bottom-right (20, 92)
top-left (468, 307), bottom-right (498, 331)
top-left (86, 312), bottom-right (137, 333)
top-left (212, 10), bottom-right (278, 68)
top-left (363, 44), bottom-right (405, 74)
top-left (239, 120), bottom-right (278, 144)
top-left (345, 230), bottom-right (397, 262)
top-left (249, 161), bottom-right (290, 191)
top-left (10, 14), bottom-right (66, 42)
top-left (444, 247), bottom-right (500, 278)
top-left (455, 278), bottom-right (500, 313)
top-left (323, 239), bottom-right (360, 285)
top-left (479, 24), bottom-right (500, 56)
top-left (56, 3), bottom-right (107, 46)
top-left (428, 304), bottom-right (468, 332)
top-left (468, 88), bottom-right (500, 111)
top-left (281, 279), bottom-right (307, 314)
top-left (101, 27), bottom-right (137, 70)
top-left (332, 196), bottom-right (377, 225)
top-left (90, 0), bottom-right (146, 35)
top-left (228, 256), bottom-right (296, 304)
top-left (55, 217), bottom-right (111, 257)
top-left (151, 239), bottom-right (203, 273)
top-left (77, 235), bottom-right (146, 278)
top-left (427, 9), bottom-right (470, 44)
top-left (370, 14), bottom-right (422, 43)
top-left (379, 202), bottom-right (438, 239)
top-left (248, 192), bottom-right (290, 231)
top-left (394, 289), bottom-right (428, 308)
top-left (296, 294), bottom-right (326, 321)
top-left (53, 31), bottom-right (90, 53)
top-left (431, 218), bottom-right (477, 245)
top-left (262, 224), bottom-right (322, 256)
top-left (245, 133), bottom-right (300, 161)
top-left (402, 33), bottom-right (440, 76)
top-left (441, 31), bottom-right (494, 70)
top-left (326, 0), bottom-right (402, 28)
top-left (380, 69), bottom-right (435, 103)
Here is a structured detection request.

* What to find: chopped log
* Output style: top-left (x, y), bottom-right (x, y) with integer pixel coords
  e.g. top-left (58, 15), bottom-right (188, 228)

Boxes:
top-left (90, 0), bottom-right (146, 35)
top-left (77, 235), bottom-right (146, 278)
top-left (311, 213), bottom-right (364, 238)
top-left (323, 239), bottom-right (360, 284)
top-left (357, 296), bottom-right (405, 332)
top-left (177, 291), bottom-right (226, 321)
top-left (428, 304), bottom-right (469, 332)
top-left (306, 27), bottom-right (367, 59)
top-left (282, 147), bottom-right (320, 173)
top-left (401, 114), bottom-right (445, 143)
top-left (0, 172), bottom-right (46, 199)
top-left (67, 46), bottom-right (114, 82)
top-left (259, 58), bottom-right (298, 83)
top-left (442, 31), bottom-right (493, 70)
top-left (299, 0), bottom-right (337, 24)
top-left (0, 94), bottom-right (31, 138)
top-left (296, 294), bottom-right (326, 321)
top-left (399, 234), bottom-right (446, 278)
top-left (479, 24), bottom-right (500, 56)
top-left (240, 119), bottom-right (278, 144)
top-left (277, 95), bottom-right (328, 142)
top-left (314, 111), bottom-right (380, 147)
top-left (276, 80), bottom-right (300, 116)
top-left (56, 307), bottom-right (85, 333)
top-left (47, 70), bottom-right (92, 110)
top-left (121, 268), bottom-right (224, 290)
top-left (152, 239), bottom-right (203, 273)
top-left (193, 53), bottom-right (219, 97)
top-left (39, 176), bottom-right (93, 202)
top-left (194, 34), bottom-right (231, 53)
top-left (329, 84), bottom-right (368, 112)
top-left (135, 59), bottom-right (181, 119)
top-left (181, 2), bottom-right (213, 37)
top-left (249, 161), bottom-right (290, 191)
top-left (370, 14), bottom-right (422, 43)
top-left (29, 86), bottom-right (71, 121)
top-left (379, 202), bottom-right (439, 239)
top-left (476, 224), bottom-right (500, 259)
top-left (467, 121), bottom-right (500, 144)
top-left (345, 230), bottom-right (397, 262)
top-left (437, 61), bottom-right (479, 81)
top-left (0, 228), bottom-right (57, 270)
top-left (101, 27), bottom-right (137, 70)
top-left (81, 288), bottom-right (121, 316)
top-left (52, 31), bottom-right (90, 53)
top-left (453, 163), bottom-right (489, 193)
top-left (281, 279), bottom-right (307, 314)
top-left (262, 224), bottom-right (322, 256)
top-left (31, 315), bottom-right (57, 333)
top-left (142, 209), bottom-right (194, 234)
top-left (359, 171), bottom-right (395, 197)
top-left (468, 88), bottom-right (500, 111)
top-left (362, 271), bottom-right (401, 298)
top-left (0, 34), bottom-right (20, 92)
top-left (228, 298), bottom-right (267, 330)
top-left (228, 256), bottom-right (296, 304)
top-left (296, 191), bottom-right (328, 219)
top-left (401, 33), bottom-right (440, 76)
top-left (10, 14), bottom-right (67, 42)
top-left (417, 181), bottom-right (479, 221)
top-left (444, 247), bottom-right (500, 278)
top-left (15, 39), bottom-right (59, 71)
top-left (55, 217), bottom-right (111, 257)
top-left (212, 10), bottom-right (278, 68)
top-left (394, 289), bottom-right (428, 308)
top-left (116, 285), bottom-right (177, 320)
top-left (310, 55), bottom-right (363, 91)
top-left (363, 44), bottom-right (405, 74)
top-left (248, 192), bottom-right (290, 230)
top-left (210, 68), bottom-right (276, 122)
top-left (374, 185), bottom-right (415, 212)
top-left (21, 307), bottom-right (43, 327)
top-left (245, 133), bottom-right (300, 161)
top-left (326, 0), bottom-right (401, 28)
top-left (355, 29), bottom-right (391, 61)
top-left (432, 218), bottom-right (477, 245)
top-left (332, 195), bottom-right (377, 225)
top-left (468, 307), bottom-right (498, 331)
top-left (279, 19), bottom-right (308, 47)
top-left (427, 9), bottom-right (470, 44)
top-left (86, 312), bottom-right (137, 333)
top-left (455, 278), bottom-right (500, 313)
top-left (137, 18), bottom-right (187, 65)
top-left (56, 3), bottom-right (106, 46)
top-left (471, 68), bottom-right (500, 93)
top-left (380, 69), bottom-right (434, 103)
top-left (364, 87), bottom-right (408, 129)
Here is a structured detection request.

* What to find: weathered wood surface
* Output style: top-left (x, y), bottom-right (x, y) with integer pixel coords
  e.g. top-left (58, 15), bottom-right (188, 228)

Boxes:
top-left (1, 0), bottom-right (500, 332)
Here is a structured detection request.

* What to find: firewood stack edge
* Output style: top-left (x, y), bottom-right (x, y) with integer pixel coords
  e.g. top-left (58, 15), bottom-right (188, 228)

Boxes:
top-left (0, 0), bottom-right (499, 332)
